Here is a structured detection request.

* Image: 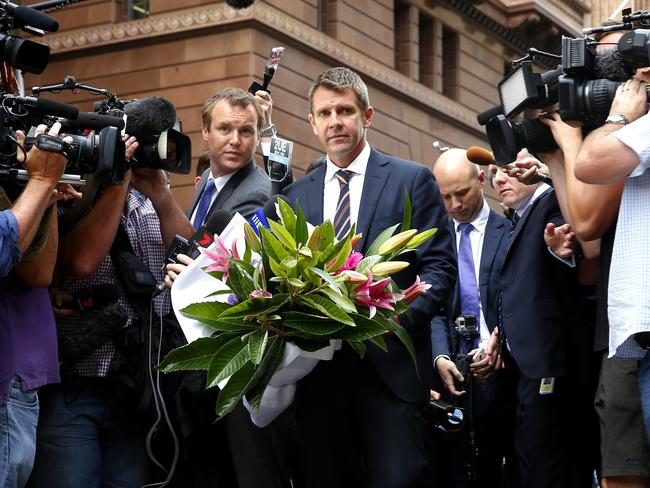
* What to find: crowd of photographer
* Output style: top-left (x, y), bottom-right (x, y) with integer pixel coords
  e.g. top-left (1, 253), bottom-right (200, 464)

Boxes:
top-left (4, 1), bottom-right (650, 487)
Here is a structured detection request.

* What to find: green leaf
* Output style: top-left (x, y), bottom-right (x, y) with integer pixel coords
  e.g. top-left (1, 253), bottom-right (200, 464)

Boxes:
top-left (298, 294), bottom-right (355, 326)
top-left (295, 204), bottom-right (309, 247)
top-left (355, 254), bottom-right (383, 274)
top-left (158, 335), bottom-right (235, 372)
top-left (280, 311), bottom-right (346, 336)
top-left (219, 293), bottom-right (289, 319)
top-left (368, 334), bottom-right (388, 352)
top-left (260, 226), bottom-right (290, 262)
top-left (229, 258), bottom-right (256, 276)
top-left (277, 197), bottom-right (296, 236)
top-left (280, 256), bottom-right (298, 270)
top-left (347, 340), bottom-right (366, 358)
top-left (180, 302), bottom-right (255, 332)
top-left (319, 220), bottom-right (335, 249)
top-left (332, 313), bottom-right (386, 341)
top-left (205, 289), bottom-right (234, 298)
top-left (245, 338), bottom-right (286, 411)
top-left (307, 266), bottom-right (341, 293)
top-left (269, 256), bottom-right (287, 279)
top-left (248, 327), bottom-right (269, 365)
top-left (206, 338), bottom-right (251, 388)
top-left (227, 264), bottom-right (254, 299)
top-left (378, 316), bottom-right (418, 375)
top-left (291, 336), bottom-right (332, 352)
top-left (401, 189), bottom-right (412, 232)
top-left (327, 238), bottom-right (352, 273)
top-left (287, 278), bottom-right (305, 288)
top-left (268, 218), bottom-right (297, 251)
top-left (214, 362), bottom-right (256, 418)
top-left (366, 223), bottom-right (400, 257)
top-left (319, 287), bottom-right (356, 313)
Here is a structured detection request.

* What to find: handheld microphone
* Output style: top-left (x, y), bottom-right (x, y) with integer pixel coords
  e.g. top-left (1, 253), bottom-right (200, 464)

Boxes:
top-left (466, 146), bottom-right (553, 186)
top-left (249, 47), bottom-right (285, 94)
top-left (61, 284), bottom-right (120, 312)
top-left (158, 209), bottom-right (235, 294)
top-left (268, 136), bottom-right (293, 194)
top-left (247, 194), bottom-right (290, 235)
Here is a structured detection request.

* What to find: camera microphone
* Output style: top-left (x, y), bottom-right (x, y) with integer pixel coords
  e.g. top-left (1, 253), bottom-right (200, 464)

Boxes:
top-left (225, 0), bottom-right (255, 9)
top-left (61, 112), bottom-right (126, 131)
top-left (0, 1), bottom-right (59, 32)
top-left (123, 96), bottom-right (176, 135)
top-left (62, 284), bottom-right (120, 312)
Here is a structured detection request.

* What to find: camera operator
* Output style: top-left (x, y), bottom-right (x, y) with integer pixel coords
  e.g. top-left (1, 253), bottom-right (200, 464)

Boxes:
top-left (431, 148), bottom-right (517, 488)
top-left (575, 56), bottom-right (650, 448)
top-left (28, 131), bottom-right (194, 487)
top-left (0, 121), bottom-right (75, 488)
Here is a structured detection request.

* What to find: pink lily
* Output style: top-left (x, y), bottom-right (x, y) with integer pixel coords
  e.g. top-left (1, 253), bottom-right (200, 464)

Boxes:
top-left (402, 275), bottom-right (432, 304)
top-left (352, 271), bottom-right (400, 319)
top-left (249, 290), bottom-right (272, 299)
top-left (200, 236), bottom-right (236, 281)
top-left (332, 252), bottom-right (364, 274)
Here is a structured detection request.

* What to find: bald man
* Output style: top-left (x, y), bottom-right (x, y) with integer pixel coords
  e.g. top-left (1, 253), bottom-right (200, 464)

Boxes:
top-left (431, 149), bottom-right (516, 488)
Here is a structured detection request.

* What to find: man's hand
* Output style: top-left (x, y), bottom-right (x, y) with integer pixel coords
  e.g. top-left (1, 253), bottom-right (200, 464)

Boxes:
top-left (49, 184), bottom-right (82, 206)
top-left (49, 287), bottom-right (76, 318)
top-left (469, 348), bottom-right (495, 383)
top-left (539, 112), bottom-right (582, 154)
top-left (609, 79), bottom-right (648, 123)
top-left (506, 157), bottom-right (550, 186)
top-left (18, 122), bottom-right (70, 184)
top-left (164, 253), bottom-right (193, 288)
top-left (544, 222), bottom-right (576, 259)
top-left (255, 90), bottom-right (273, 130)
top-left (485, 327), bottom-right (504, 370)
top-left (130, 167), bottom-right (169, 200)
top-left (124, 134), bottom-right (139, 162)
top-left (435, 357), bottom-right (466, 397)
top-left (430, 389), bottom-right (441, 402)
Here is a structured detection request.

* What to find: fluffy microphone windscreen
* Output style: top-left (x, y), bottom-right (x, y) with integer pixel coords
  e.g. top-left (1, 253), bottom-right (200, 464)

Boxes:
top-left (225, 0), bottom-right (256, 8)
top-left (124, 96), bottom-right (177, 135)
top-left (466, 146), bottom-right (495, 166)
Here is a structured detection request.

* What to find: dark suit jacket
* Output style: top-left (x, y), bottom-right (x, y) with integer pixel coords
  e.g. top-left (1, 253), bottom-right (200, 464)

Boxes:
top-left (188, 160), bottom-right (271, 223)
top-left (431, 209), bottom-right (509, 359)
top-left (498, 188), bottom-right (576, 379)
top-left (282, 147), bottom-right (456, 404)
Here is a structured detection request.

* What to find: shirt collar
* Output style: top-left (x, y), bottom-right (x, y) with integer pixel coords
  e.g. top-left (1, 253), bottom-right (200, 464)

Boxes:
top-left (516, 183), bottom-right (550, 217)
top-left (324, 142), bottom-right (370, 183)
top-left (207, 170), bottom-right (235, 194)
top-left (454, 199), bottom-right (490, 235)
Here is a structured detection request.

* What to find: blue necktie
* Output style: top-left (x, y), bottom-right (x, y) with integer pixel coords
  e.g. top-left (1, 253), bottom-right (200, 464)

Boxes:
top-left (192, 181), bottom-right (216, 230)
top-left (334, 170), bottom-right (352, 240)
top-left (457, 222), bottom-right (480, 353)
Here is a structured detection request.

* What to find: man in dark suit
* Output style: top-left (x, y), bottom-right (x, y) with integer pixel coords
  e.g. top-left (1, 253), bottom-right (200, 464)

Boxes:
top-left (492, 151), bottom-right (579, 488)
top-left (188, 87), bottom-right (272, 226)
top-left (430, 149), bottom-right (516, 488)
top-left (282, 67), bottom-right (456, 488)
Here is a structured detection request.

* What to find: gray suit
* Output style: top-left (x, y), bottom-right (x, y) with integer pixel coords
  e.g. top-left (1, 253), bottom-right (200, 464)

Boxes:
top-left (188, 160), bottom-right (271, 222)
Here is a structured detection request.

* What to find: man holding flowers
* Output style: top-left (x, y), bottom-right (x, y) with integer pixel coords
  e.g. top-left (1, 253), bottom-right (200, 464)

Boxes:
top-left (281, 67), bottom-right (456, 487)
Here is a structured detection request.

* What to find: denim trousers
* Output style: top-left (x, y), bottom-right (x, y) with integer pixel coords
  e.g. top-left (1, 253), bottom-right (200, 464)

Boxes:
top-left (0, 376), bottom-right (39, 488)
top-left (639, 353), bottom-right (650, 444)
top-left (27, 377), bottom-right (150, 488)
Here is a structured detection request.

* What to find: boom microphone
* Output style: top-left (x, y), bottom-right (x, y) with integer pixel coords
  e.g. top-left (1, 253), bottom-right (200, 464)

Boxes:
top-left (0, 1), bottom-right (59, 32)
top-left (225, 0), bottom-right (255, 9)
top-left (123, 96), bottom-right (176, 135)
top-left (61, 112), bottom-right (125, 131)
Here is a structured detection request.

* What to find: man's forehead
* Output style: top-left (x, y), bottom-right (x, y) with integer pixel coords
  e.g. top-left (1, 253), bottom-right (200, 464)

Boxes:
top-left (312, 87), bottom-right (359, 107)
top-left (212, 99), bottom-right (258, 121)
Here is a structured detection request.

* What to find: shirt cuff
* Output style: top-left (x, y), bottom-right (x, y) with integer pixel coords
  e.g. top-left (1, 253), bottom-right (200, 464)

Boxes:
top-left (434, 355), bottom-right (451, 368)
top-left (547, 246), bottom-right (575, 268)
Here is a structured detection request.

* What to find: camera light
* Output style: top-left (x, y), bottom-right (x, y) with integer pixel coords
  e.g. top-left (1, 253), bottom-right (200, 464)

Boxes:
top-left (498, 61), bottom-right (539, 118)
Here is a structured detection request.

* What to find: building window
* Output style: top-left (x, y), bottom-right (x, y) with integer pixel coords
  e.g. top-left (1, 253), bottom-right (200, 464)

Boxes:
top-left (394, 1), bottom-right (417, 78)
top-left (127, 0), bottom-right (149, 20)
top-left (419, 13), bottom-right (434, 89)
top-left (318, 0), bottom-right (338, 36)
top-left (442, 26), bottom-right (459, 100)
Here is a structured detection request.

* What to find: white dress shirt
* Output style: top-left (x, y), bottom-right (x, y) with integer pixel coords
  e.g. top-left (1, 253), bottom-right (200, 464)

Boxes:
top-left (453, 200), bottom-right (492, 349)
top-left (322, 143), bottom-right (370, 231)
top-left (190, 171), bottom-right (235, 224)
top-left (606, 116), bottom-right (650, 358)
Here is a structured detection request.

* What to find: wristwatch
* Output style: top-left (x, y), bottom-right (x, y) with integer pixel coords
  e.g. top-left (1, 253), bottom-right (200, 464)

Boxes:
top-left (605, 113), bottom-right (630, 125)
top-left (260, 123), bottom-right (277, 137)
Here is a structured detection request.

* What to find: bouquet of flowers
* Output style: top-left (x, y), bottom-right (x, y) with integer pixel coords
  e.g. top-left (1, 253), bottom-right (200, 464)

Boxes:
top-left (159, 195), bottom-right (436, 419)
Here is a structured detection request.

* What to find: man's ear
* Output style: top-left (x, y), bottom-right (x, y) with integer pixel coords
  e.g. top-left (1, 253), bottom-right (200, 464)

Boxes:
top-left (478, 169), bottom-right (486, 188)
top-left (201, 125), bottom-right (209, 142)
top-left (363, 105), bottom-right (374, 129)
top-left (308, 113), bottom-right (318, 136)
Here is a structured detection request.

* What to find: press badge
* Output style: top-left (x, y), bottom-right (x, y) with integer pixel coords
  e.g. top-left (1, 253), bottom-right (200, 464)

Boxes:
top-left (539, 377), bottom-right (555, 395)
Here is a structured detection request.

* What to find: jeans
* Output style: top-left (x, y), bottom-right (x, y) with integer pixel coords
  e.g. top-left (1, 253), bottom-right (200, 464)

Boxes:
top-left (639, 353), bottom-right (650, 444)
top-left (27, 377), bottom-right (150, 488)
top-left (0, 376), bottom-right (39, 488)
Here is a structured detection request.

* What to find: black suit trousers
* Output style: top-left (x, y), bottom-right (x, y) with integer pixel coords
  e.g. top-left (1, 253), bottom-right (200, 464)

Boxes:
top-left (294, 346), bottom-right (431, 488)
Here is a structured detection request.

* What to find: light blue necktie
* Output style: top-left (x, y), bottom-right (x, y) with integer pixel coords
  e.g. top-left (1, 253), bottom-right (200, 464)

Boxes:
top-left (457, 222), bottom-right (480, 353)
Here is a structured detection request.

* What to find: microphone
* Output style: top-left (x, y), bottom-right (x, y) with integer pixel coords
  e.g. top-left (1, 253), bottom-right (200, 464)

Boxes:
top-left (60, 112), bottom-right (126, 131)
top-left (123, 96), bottom-right (177, 136)
top-left (62, 284), bottom-right (120, 312)
top-left (267, 136), bottom-right (293, 194)
top-left (248, 194), bottom-right (290, 235)
top-left (10, 95), bottom-right (79, 119)
top-left (157, 209), bottom-right (234, 294)
top-left (476, 105), bottom-right (503, 126)
top-left (225, 0), bottom-right (255, 9)
top-left (466, 146), bottom-right (553, 186)
top-left (0, 1), bottom-right (59, 32)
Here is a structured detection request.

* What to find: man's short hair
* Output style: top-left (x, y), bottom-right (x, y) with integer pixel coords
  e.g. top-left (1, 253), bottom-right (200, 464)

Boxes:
top-left (308, 67), bottom-right (370, 114)
top-left (201, 87), bottom-right (264, 131)
top-left (196, 151), bottom-right (211, 177)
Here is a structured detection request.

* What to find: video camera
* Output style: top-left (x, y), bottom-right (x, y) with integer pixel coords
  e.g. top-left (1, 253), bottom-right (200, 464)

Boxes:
top-left (480, 8), bottom-right (650, 165)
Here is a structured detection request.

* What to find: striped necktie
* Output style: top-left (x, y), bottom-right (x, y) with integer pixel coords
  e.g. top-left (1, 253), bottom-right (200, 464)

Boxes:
top-left (334, 169), bottom-right (352, 240)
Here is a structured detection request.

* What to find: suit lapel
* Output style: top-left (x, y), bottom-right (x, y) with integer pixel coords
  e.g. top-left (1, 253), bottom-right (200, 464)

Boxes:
top-left (505, 187), bottom-right (552, 259)
top-left (357, 148), bottom-right (390, 252)
top-left (188, 169), bottom-right (210, 217)
top-left (299, 164), bottom-right (326, 225)
top-left (479, 211), bottom-right (506, 319)
top-left (208, 160), bottom-right (257, 214)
